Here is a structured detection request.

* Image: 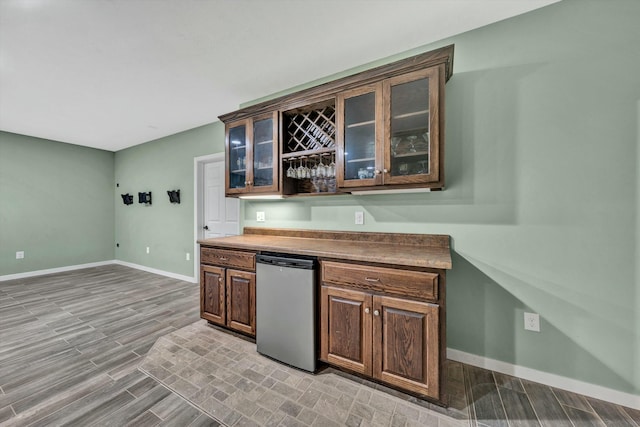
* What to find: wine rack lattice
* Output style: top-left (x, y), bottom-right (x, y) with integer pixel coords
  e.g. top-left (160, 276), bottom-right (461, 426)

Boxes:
top-left (283, 104), bottom-right (336, 154)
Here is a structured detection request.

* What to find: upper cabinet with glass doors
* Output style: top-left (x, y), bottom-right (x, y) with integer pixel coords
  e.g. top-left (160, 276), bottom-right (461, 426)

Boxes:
top-left (225, 112), bottom-right (279, 195)
top-left (337, 66), bottom-right (444, 189)
top-left (220, 45), bottom-right (453, 197)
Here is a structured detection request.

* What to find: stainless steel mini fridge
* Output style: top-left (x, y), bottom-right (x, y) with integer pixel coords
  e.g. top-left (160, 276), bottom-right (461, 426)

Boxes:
top-left (255, 253), bottom-right (316, 372)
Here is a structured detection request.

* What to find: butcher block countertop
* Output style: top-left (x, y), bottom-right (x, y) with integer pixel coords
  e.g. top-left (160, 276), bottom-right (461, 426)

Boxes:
top-left (198, 227), bottom-right (452, 270)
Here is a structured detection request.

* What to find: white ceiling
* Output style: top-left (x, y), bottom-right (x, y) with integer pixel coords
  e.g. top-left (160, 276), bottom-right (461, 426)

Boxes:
top-left (0, 0), bottom-right (560, 152)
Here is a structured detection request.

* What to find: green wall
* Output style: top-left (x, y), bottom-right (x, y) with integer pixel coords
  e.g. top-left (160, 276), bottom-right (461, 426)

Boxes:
top-left (0, 0), bottom-right (637, 399)
top-left (114, 122), bottom-right (225, 277)
top-left (241, 0), bottom-right (640, 395)
top-left (0, 132), bottom-right (115, 275)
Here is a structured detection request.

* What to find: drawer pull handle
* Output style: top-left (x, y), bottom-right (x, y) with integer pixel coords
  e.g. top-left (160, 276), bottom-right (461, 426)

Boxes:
top-left (219, 257), bottom-right (228, 261)
top-left (364, 308), bottom-right (370, 314)
top-left (374, 310), bottom-right (380, 316)
top-left (365, 277), bottom-right (380, 282)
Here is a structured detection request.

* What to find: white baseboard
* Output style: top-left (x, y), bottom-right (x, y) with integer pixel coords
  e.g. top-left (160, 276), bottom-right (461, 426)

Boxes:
top-left (447, 348), bottom-right (640, 410)
top-left (0, 260), bottom-right (115, 282)
top-left (112, 260), bottom-right (197, 283)
top-left (1, 260), bottom-right (197, 284)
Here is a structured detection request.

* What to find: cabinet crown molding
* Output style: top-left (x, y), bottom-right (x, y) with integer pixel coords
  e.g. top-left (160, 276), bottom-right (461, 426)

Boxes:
top-left (219, 45), bottom-right (454, 123)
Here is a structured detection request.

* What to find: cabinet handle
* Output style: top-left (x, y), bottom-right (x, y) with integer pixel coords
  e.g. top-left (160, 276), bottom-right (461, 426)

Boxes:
top-left (219, 257), bottom-right (228, 261)
top-left (374, 169), bottom-right (381, 176)
top-left (364, 277), bottom-right (380, 282)
top-left (374, 310), bottom-right (380, 316)
top-left (383, 169), bottom-right (388, 174)
top-left (365, 308), bottom-right (370, 314)
top-left (218, 277), bottom-right (222, 283)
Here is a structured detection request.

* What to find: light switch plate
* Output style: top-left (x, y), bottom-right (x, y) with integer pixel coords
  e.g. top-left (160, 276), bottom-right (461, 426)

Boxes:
top-left (257, 211), bottom-right (265, 222)
top-left (16, 251), bottom-right (24, 259)
top-left (355, 211), bottom-right (364, 225)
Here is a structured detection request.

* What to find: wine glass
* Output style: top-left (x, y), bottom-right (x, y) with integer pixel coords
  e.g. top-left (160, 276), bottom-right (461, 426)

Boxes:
top-left (287, 159), bottom-right (295, 178)
top-left (317, 155), bottom-right (326, 177)
top-left (418, 160), bottom-right (428, 174)
top-left (327, 153), bottom-right (335, 178)
top-left (406, 135), bottom-right (418, 153)
top-left (391, 136), bottom-right (402, 156)
top-left (304, 157), bottom-right (311, 179)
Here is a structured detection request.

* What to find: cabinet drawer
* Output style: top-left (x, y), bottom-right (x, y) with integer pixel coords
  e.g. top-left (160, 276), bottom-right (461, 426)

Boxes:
top-left (321, 261), bottom-right (438, 301)
top-left (201, 247), bottom-right (256, 271)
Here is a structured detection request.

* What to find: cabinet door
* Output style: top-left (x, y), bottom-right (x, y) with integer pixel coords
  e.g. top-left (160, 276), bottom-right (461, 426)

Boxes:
top-left (373, 295), bottom-right (440, 399)
top-left (226, 269), bottom-right (256, 336)
top-left (226, 120), bottom-right (250, 194)
top-left (320, 286), bottom-right (373, 376)
top-left (336, 84), bottom-right (383, 188)
top-left (383, 67), bottom-right (442, 186)
top-left (250, 112), bottom-right (279, 193)
top-left (200, 265), bottom-right (226, 326)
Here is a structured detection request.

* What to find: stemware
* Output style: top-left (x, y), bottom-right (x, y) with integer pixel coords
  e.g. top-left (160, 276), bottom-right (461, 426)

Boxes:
top-left (287, 159), bottom-right (295, 178)
top-left (327, 153), bottom-right (335, 178)
top-left (417, 160), bottom-right (428, 174)
top-left (317, 155), bottom-right (326, 178)
top-left (391, 136), bottom-right (402, 156)
top-left (406, 135), bottom-right (418, 153)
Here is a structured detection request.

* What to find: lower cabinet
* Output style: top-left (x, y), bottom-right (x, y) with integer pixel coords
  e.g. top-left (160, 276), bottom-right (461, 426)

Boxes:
top-left (320, 261), bottom-right (443, 401)
top-left (200, 247), bottom-right (256, 337)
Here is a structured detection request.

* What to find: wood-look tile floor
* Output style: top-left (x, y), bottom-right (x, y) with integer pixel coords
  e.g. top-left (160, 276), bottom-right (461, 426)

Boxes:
top-left (1, 265), bottom-right (638, 426)
top-left (0, 265), bottom-right (219, 426)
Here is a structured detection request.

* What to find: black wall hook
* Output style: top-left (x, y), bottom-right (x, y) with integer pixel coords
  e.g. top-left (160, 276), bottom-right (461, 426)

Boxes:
top-left (121, 193), bottom-right (134, 205)
top-left (138, 191), bottom-right (152, 205)
top-left (167, 190), bottom-right (180, 204)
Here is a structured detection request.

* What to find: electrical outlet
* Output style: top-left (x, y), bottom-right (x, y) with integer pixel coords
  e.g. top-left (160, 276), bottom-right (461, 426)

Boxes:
top-left (524, 312), bottom-right (540, 332)
top-left (355, 211), bottom-right (364, 225)
top-left (16, 251), bottom-right (24, 259)
top-left (186, 252), bottom-right (190, 261)
top-left (146, 246), bottom-right (150, 254)
top-left (256, 211), bottom-right (265, 222)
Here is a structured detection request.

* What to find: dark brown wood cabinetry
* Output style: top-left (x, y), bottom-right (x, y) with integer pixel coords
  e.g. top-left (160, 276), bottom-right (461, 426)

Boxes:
top-left (199, 247), bottom-right (256, 337)
top-left (320, 260), bottom-right (445, 402)
top-left (225, 112), bottom-right (279, 196)
top-left (220, 45), bottom-right (453, 197)
top-left (198, 228), bottom-right (451, 405)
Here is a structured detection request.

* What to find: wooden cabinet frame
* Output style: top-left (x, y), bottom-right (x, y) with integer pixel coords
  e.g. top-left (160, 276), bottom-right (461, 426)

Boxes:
top-left (225, 111), bottom-right (279, 196)
top-left (220, 45), bottom-right (453, 196)
top-left (200, 248), bottom-right (256, 337)
top-left (319, 259), bottom-right (446, 403)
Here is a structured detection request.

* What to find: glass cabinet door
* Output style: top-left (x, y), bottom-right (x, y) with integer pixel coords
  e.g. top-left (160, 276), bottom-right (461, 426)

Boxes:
top-left (337, 84), bottom-right (382, 187)
top-left (384, 67), bottom-right (440, 185)
top-left (227, 122), bottom-right (248, 192)
top-left (251, 113), bottom-right (278, 192)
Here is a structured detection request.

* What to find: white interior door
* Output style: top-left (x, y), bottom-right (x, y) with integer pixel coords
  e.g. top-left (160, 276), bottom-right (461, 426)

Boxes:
top-left (204, 160), bottom-right (239, 238)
